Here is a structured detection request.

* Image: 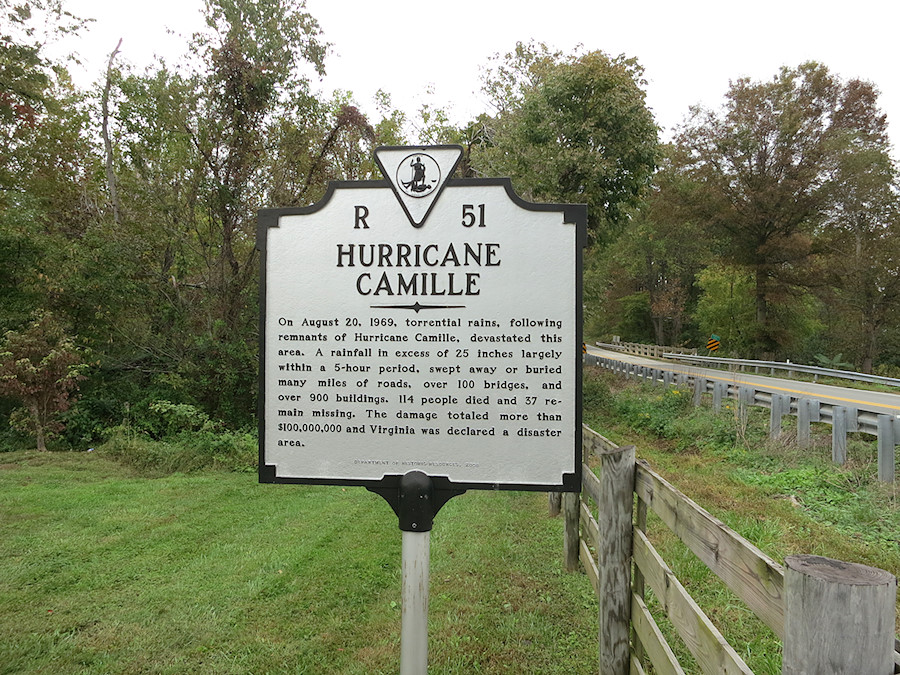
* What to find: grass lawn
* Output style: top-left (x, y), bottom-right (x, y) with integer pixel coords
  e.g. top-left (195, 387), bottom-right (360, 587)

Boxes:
top-left (0, 452), bottom-right (597, 674)
top-left (4, 367), bottom-right (898, 674)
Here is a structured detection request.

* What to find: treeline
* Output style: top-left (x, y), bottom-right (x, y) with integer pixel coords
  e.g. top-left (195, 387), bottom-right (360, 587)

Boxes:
top-left (1, 0), bottom-right (897, 451)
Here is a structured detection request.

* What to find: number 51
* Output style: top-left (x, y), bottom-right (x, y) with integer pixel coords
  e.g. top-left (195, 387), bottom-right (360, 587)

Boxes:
top-left (462, 204), bottom-right (486, 227)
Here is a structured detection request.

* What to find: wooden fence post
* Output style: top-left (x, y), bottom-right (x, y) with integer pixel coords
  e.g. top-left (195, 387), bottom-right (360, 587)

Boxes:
top-left (548, 491), bottom-right (562, 517)
top-left (598, 444), bottom-right (636, 675)
top-left (563, 491), bottom-right (580, 572)
top-left (631, 491), bottom-right (648, 667)
top-left (783, 554), bottom-right (896, 675)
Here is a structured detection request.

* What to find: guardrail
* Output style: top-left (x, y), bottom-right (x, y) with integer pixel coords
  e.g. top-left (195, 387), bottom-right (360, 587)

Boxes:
top-left (562, 426), bottom-right (900, 674)
top-left (598, 341), bottom-right (698, 358)
top-left (587, 352), bottom-right (900, 482)
top-left (662, 353), bottom-right (900, 389)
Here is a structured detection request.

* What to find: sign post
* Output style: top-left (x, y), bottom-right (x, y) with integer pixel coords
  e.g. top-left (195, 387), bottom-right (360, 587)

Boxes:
top-left (257, 145), bottom-right (585, 669)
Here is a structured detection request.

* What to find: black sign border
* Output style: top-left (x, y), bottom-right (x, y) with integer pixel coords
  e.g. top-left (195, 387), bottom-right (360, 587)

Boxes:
top-left (257, 177), bottom-right (585, 493)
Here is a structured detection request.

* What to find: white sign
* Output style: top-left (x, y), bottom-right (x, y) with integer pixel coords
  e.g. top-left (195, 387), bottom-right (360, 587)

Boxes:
top-left (258, 145), bottom-right (584, 490)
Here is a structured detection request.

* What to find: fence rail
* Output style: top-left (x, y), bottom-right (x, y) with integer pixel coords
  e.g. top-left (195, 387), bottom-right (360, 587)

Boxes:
top-left (587, 352), bottom-right (900, 482)
top-left (568, 425), bottom-right (900, 674)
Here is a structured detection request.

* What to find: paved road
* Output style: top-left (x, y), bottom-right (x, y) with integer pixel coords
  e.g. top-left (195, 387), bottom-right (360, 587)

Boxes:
top-left (587, 346), bottom-right (900, 417)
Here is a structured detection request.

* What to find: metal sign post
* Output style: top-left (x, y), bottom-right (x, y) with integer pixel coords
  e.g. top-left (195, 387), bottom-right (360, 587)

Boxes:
top-left (399, 472), bottom-right (434, 673)
top-left (257, 145), bottom-right (585, 670)
top-left (401, 528), bottom-right (429, 673)
top-left (368, 471), bottom-right (463, 673)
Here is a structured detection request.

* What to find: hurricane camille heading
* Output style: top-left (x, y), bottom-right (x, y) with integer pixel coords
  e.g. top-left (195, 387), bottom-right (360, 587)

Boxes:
top-left (335, 241), bottom-right (501, 297)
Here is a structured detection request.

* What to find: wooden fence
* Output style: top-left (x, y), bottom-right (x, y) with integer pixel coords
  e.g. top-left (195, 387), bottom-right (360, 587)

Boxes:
top-left (565, 425), bottom-right (900, 674)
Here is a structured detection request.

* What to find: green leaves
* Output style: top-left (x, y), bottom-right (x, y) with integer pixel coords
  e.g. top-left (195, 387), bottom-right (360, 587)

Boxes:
top-left (473, 43), bottom-right (659, 241)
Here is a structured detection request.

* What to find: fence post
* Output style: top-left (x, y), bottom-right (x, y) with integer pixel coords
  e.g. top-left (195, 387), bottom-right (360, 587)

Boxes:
top-left (598, 444), bottom-right (636, 675)
top-left (783, 554), bottom-right (896, 675)
top-left (563, 491), bottom-right (580, 572)
top-left (632, 488), bottom-right (649, 667)
top-left (548, 491), bottom-right (562, 516)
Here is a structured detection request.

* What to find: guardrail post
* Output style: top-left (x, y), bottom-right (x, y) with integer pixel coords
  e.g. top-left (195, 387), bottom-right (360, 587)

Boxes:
top-left (770, 394), bottom-right (786, 439)
top-left (598, 444), bottom-right (635, 675)
top-left (831, 407), bottom-right (858, 466)
top-left (876, 415), bottom-right (896, 482)
top-left (712, 381), bottom-right (727, 412)
top-left (693, 377), bottom-right (706, 406)
top-left (663, 370), bottom-right (672, 386)
top-left (783, 554), bottom-right (896, 675)
top-left (738, 386), bottom-right (754, 426)
top-left (796, 399), bottom-right (820, 448)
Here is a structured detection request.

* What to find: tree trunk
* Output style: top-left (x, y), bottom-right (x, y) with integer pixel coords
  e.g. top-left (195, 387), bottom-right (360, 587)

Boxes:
top-left (651, 315), bottom-right (665, 346)
top-left (754, 265), bottom-right (774, 359)
top-left (861, 317), bottom-right (877, 374)
top-left (102, 39), bottom-right (123, 226)
top-left (30, 403), bottom-right (47, 452)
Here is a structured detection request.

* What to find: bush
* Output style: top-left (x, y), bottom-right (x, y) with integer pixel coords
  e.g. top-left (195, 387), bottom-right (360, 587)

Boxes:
top-left (582, 367), bottom-right (611, 410)
top-left (100, 428), bottom-right (257, 475)
top-left (98, 399), bottom-right (256, 475)
top-left (613, 384), bottom-right (693, 438)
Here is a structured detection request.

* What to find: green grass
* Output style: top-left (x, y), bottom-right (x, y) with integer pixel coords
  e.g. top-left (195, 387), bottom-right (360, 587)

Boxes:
top-left (7, 369), bottom-right (898, 674)
top-left (0, 453), bottom-right (597, 674)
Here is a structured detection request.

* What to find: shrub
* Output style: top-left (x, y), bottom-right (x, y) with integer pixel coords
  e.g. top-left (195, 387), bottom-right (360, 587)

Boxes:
top-left (101, 428), bottom-right (256, 475)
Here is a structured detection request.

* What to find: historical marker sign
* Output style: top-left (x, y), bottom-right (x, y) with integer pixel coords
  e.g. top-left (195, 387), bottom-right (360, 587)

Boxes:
top-left (258, 145), bottom-right (584, 491)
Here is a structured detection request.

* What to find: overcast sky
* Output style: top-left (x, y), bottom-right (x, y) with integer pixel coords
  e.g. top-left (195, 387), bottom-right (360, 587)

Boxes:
top-left (59, 0), bottom-right (898, 151)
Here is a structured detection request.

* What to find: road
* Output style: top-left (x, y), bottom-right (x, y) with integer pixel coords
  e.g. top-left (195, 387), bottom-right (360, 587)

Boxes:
top-left (587, 346), bottom-right (900, 417)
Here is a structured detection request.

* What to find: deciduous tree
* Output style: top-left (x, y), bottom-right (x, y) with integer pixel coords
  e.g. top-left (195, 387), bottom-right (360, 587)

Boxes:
top-left (0, 312), bottom-right (87, 451)
top-left (675, 62), bottom-right (886, 358)
top-left (473, 42), bottom-right (658, 242)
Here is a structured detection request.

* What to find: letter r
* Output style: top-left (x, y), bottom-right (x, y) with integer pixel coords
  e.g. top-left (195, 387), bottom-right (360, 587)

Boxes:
top-left (354, 205), bottom-right (370, 229)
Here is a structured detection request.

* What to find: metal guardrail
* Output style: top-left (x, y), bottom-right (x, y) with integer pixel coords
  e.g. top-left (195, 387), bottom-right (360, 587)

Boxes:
top-left (660, 353), bottom-right (900, 389)
top-left (596, 341), bottom-right (697, 358)
top-left (586, 353), bottom-right (899, 482)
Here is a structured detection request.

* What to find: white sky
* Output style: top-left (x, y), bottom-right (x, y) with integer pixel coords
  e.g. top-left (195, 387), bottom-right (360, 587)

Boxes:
top-left (57, 0), bottom-right (898, 152)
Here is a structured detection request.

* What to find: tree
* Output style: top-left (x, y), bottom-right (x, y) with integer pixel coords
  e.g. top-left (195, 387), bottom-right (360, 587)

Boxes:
top-left (675, 62), bottom-right (888, 358)
top-left (0, 312), bottom-right (87, 451)
top-left (815, 139), bottom-right (900, 372)
top-left (1, 0), bottom-right (104, 338)
top-left (95, 0), bottom-right (382, 424)
top-left (596, 148), bottom-right (711, 346)
top-left (472, 42), bottom-right (659, 242)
